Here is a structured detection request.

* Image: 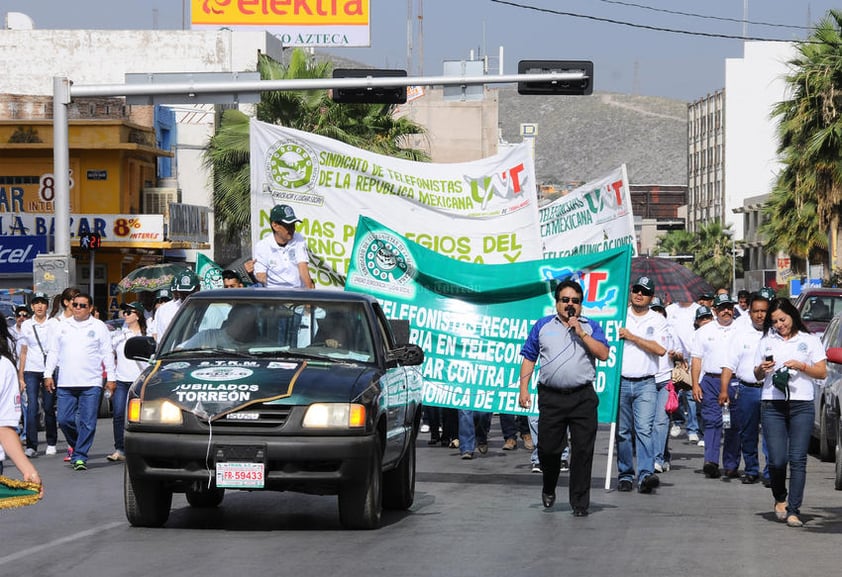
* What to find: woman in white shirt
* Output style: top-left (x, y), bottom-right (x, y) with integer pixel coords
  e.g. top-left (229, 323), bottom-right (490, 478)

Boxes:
top-left (754, 298), bottom-right (826, 528)
top-left (109, 302), bottom-right (148, 462)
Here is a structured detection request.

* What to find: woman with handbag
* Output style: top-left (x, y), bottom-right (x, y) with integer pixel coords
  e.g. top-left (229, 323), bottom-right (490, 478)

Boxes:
top-left (754, 298), bottom-right (826, 528)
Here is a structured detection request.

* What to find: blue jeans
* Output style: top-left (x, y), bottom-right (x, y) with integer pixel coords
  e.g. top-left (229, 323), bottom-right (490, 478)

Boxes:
top-left (679, 390), bottom-right (700, 435)
top-left (736, 384), bottom-right (767, 477)
top-left (761, 400), bottom-right (814, 516)
top-left (111, 381), bottom-right (132, 452)
top-left (457, 410), bottom-right (491, 454)
top-left (57, 386), bottom-right (101, 463)
top-left (653, 381), bottom-right (671, 467)
top-left (617, 376), bottom-right (657, 483)
top-left (23, 371), bottom-right (58, 451)
top-left (700, 375), bottom-right (740, 466)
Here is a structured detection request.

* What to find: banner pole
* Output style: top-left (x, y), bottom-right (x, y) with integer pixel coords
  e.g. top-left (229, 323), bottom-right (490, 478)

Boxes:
top-left (604, 421), bottom-right (616, 491)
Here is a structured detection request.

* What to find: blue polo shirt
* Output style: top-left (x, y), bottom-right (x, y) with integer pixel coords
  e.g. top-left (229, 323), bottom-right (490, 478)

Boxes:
top-left (520, 314), bottom-right (608, 390)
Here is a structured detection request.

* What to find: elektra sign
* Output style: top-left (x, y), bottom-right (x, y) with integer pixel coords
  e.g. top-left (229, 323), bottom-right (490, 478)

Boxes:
top-left (0, 235), bottom-right (46, 274)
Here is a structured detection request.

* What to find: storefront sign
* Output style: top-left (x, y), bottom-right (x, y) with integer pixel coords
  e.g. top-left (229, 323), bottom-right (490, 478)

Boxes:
top-left (0, 214), bottom-right (164, 245)
top-left (0, 235), bottom-right (46, 274)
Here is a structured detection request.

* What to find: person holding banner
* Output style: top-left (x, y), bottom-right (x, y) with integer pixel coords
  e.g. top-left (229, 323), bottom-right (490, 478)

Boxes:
top-left (617, 276), bottom-right (668, 494)
top-left (253, 204), bottom-right (315, 290)
top-left (518, 280), bottom-right (609, 516)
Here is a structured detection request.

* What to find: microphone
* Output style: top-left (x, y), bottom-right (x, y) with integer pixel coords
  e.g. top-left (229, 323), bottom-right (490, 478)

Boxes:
top-left (566, 305), bottom-right (577, 333)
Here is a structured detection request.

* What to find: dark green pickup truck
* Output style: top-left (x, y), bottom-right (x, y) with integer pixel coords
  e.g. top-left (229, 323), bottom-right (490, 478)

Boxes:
top-left (122, 288), bottom-right (424, 529)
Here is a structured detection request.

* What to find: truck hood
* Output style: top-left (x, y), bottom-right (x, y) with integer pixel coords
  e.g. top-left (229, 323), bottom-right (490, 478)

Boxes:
top-left (138, 358), bottom-right (375, 421)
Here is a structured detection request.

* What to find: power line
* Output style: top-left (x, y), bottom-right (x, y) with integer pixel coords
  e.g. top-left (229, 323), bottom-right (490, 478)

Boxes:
top-left (489, 0), bottom-right (812, 43)
top-left (595, 0), bottom-right (813, 31)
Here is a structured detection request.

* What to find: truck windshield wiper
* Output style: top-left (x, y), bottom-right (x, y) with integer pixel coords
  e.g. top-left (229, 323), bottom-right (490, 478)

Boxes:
top-left (159, 347), bottom-right (252, 358)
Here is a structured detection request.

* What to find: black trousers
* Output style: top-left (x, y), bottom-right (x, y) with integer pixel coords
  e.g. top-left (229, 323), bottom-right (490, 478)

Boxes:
top-left (537, 384), bottom-right (599, 510)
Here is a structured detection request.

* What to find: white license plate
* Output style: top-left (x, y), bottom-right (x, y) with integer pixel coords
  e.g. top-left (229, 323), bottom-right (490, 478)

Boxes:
top-left (216, 462), bottom-right (265, 489)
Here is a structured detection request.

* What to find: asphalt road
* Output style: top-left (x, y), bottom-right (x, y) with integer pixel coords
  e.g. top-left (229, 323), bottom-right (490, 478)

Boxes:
top-left (2, 420), bottom-right (841, 577)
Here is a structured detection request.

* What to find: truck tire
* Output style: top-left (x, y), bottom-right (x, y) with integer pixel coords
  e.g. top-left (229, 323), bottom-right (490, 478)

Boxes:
top-left (124, 467), bottom-right (172, 527)
top-left (820, 404), bottom-right (834, 462)
top-left (836, 417), bottom-right (842, 491)
top-left (383, 437), bottom-right (415, 510)
top-left (186, 486), bottom-right (225, 508)
top-left (338, 437), bottom-right (382, 529)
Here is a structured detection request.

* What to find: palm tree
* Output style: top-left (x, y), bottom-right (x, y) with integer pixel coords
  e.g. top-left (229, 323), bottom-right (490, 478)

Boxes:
top-left (690, 221), bottom-right (741, 291)
top-left (655, 229), bottom-right (697, 259)
top-left (768, 9), bottom-right (842, 273)
top-left (205, 49), bottom-right (430, 243)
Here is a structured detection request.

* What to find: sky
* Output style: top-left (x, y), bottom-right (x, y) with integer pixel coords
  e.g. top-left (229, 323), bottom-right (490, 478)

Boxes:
top-left (1, 0), bottom-right (839, 101)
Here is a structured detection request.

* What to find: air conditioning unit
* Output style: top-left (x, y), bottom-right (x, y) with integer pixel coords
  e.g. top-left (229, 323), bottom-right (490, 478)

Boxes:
top-left (142, 187), bottom-right (180, 218)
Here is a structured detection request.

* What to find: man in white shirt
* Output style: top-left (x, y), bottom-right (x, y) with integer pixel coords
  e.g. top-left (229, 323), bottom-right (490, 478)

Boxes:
top-left (616, 276), bottom-right (668, 494)
top-left (252, 204), bottom-right (315, 289)
top-left (691, 292), bottom-right (741, 479)
top-left (44, 293), bottom-right (116, 471)
top-left (17, 292), bottom-right (58, 457)
top-left (152, 270), bottom-right (199, 341)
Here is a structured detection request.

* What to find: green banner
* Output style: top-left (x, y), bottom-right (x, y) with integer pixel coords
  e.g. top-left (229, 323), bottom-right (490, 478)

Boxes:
top-left (346, 216), bottom-right (631, 423)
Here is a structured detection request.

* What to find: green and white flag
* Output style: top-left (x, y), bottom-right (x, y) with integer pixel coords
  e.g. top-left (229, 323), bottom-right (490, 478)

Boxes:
top-left (196, 253), bottom-right (223, 290)
top-left (346, 216), bottom-right (632, 424)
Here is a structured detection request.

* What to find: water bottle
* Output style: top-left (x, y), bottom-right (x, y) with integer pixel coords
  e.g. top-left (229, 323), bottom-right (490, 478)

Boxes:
top-left (104, 389), bottom-right (112, 400)
top-left (722, 404), bottom-right (731, 429)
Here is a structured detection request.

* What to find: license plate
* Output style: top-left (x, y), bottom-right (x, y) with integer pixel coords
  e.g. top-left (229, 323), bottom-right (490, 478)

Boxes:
top-left (216, 462), bottom-right (265, 489)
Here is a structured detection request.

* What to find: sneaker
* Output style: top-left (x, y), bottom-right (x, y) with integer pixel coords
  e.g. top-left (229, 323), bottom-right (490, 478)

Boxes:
top-left (697, 439), bottom-right (705, 447)
top-left (662, 461), bottom-right (671, 472)
top-left (72, 459), bottom-right (87, 471)
top-left (106, 451), bottom-right (126, 462)
top-left (45, 445), bottom-right (57, 456)
top-left (639, 474), bottom-right (660, 494)
top-left (531, 463), bottom-right (542, 473)
top-left (420, 423), bottom-right (430, 433)
top-left (670, 424), bottom-right (682, 438)
top-left (617, 479), bottom-right (633, 492)
top-left (461, 452), bottom-right (474, 460)
top-left (477, 443), bottom-right (488, 455)
top-left (560, 459), bottom-right (570, 472)
top-left (688, 433), bottom-right (699, 443)
top-left (522, 433), bottom-right (535, 451)
top-left (502, 438), bottom-right (517, 451)
top-left (24, 448), bottom-right (37, 458)
top-left (63, 447), bottom-right (74, 462)
top-left (654, 462), bottom-right (664, 473)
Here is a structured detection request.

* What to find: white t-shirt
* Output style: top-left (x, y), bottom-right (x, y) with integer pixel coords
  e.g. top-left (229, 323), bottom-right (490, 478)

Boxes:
top-left (756, 330), bottom-right (826, 401)
top-left (18, 316), bottom-right (55, 373)
top-left (621, 307), bottom-right (668, 378)
top-left (722, 322), bottom-right (764, 383)
top-left (153, 298), bottom-right (182, 341)
top-left (45, 316), bottom-right (116, 387)
top-left (691, 319), bottom-right (740, 375)
top-left (252, 232), bottom-right (309, 288)
top-left (112, 326), bottom-right (146, 383)
top-left (0, 355), bottom-right (22, 427)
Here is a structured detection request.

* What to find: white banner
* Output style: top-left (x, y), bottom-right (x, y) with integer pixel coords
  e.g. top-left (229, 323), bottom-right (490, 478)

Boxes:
top-left (540, 165), bottom-right (637, 258)
top-left (0, 213), bottom-right (164, 244)
top-left (249, 122), bottom-right (543, 287)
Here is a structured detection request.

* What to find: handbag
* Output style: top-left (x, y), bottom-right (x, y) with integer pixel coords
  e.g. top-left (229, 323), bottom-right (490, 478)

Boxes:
top-left (664, 382), bottom-right (679, 413)
top-left (772, 368), bottom-right (791, 401)
top-left (671, 360), bottom-right (692, 391)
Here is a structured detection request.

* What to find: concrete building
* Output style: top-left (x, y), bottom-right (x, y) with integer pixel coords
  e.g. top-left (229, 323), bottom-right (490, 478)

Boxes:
top-left (687, 90), bottom-right (725, 233)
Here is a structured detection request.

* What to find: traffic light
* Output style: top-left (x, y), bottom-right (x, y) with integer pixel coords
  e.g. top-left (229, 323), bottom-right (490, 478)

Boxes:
top-left (517, 60), bottom-right (593, 96)
top-left (331, 69), bottom-right (407, 104)
top-left (79, 232), bottom-right (102, 250)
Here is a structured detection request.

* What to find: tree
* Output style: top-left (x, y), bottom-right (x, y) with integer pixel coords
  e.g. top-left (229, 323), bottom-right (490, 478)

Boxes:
top-left (655, 229), bottom-right (697, 259)
top-left (691, 221), bottom-right (741, 291)
top-left (205, 49), bottom-right (430, 243)
top-left (766, 9), bottom-right (842, 274)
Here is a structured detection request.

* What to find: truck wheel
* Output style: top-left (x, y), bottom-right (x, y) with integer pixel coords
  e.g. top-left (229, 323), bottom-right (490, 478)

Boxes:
top-left (383, 437), bottom-right (415, 510)
top-left (820, 404), bottom-right (834, 462)
top-left (338, 437), bottom-right (382, 529)
top-left (186, 486), bottom-right (225, 508)
top-left (124, 467), bottom-right (172, 527)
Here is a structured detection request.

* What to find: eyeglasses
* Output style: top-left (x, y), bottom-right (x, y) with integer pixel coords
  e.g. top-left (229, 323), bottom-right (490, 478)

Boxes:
top-left (16, 312), bottom-right (29, 318)
top-left (121, 310), bottom-right (136, 316)
top-left (558, 297), bottom-right (581, 304)
top-left (71, 302), bottom-right (89, 309)
top-left (631, 287), bottom-right (653, 296)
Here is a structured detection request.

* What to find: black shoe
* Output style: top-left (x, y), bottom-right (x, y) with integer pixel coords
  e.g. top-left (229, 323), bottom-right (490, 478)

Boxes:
top-left (541, 492), bottom-right (556, 508)
top-left (572, 508), bottom-right (589, 517)
top-left (427, 437), bottom-right (441, 446)
top-left (723, 468), bottom-right (740, 479)
top-left (638, 474), bottom-right (660, 494)
top-left (741, 474), bottom-right (759, 485)
top-left (703, 462), bottom-right (721, 479)
top-left (762, 477), bottom-right (772, 488)
top-left (617, 479), bottom-right (633, 492)
top-left (560, 459), bottom-right (570, 472)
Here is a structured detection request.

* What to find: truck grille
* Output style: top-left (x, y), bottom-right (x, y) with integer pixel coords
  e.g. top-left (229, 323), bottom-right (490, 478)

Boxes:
top-left (202, 404), bottom-right (292, 428)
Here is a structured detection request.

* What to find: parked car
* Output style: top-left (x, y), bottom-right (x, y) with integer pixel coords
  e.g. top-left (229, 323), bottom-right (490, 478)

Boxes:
top-left (122, 288), bottom-right (424, 529)
top-left (1, 300), bottom-right (17, 327)
top-left (816, 312), bottom-right (842, 489)
top-left (794, 287), bottom-right (842, 338)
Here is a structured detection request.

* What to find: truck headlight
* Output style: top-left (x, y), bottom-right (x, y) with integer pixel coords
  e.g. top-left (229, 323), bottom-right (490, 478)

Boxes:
top-left (302, 403), bottom-right (366, 429)
top-left (127, 398), bottom-right (183, 425)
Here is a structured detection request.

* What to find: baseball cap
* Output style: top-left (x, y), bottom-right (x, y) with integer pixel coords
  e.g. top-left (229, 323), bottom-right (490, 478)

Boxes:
top-left (695, 305), bottom-right (713, 320)
top-left (15, 305), bottom-right (30, 316)
top-left (756, 287), bottom-right (776, 301)
top-left (697, 292), bottom-right (714, 300)
top-left (122, 301), bottom-right (145, 315)
top-left (713, 293), bottom-right (736, 308)
top-left (270, 204), bottom-right (302, 225)
top-left (649, 296), bottom-right (665, 310)
top-left (155, 288), bottom-right (173, 301)
top-left (632, 276), bottom-right (655, 294)
top-left (31, 291), bottom-right (50, 304)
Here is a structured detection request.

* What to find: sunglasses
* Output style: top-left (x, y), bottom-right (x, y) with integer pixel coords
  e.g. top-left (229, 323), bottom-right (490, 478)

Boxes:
top-left (71, 302), bottom-right (90, 309)
top-left (16, 312), bottom-right (29, 318)
top-left (121, 309), bottom-right (136, 316)
top-left (632, 287), bottom-right (654, 296)
top-left (559, 297), bottom-right (581, 304)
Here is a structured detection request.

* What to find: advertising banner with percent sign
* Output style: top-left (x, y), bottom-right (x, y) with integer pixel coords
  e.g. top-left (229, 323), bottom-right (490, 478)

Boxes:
top-left (0, 213), bottom-right (164, 245)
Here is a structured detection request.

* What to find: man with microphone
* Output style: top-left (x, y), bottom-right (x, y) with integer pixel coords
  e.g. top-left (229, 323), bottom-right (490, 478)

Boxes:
top-left (518, 279), bottom-right (609, 517)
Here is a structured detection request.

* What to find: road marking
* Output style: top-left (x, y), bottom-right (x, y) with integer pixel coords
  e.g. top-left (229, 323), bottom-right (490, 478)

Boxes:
top-left (0, 521), bottom-right (125, 563)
